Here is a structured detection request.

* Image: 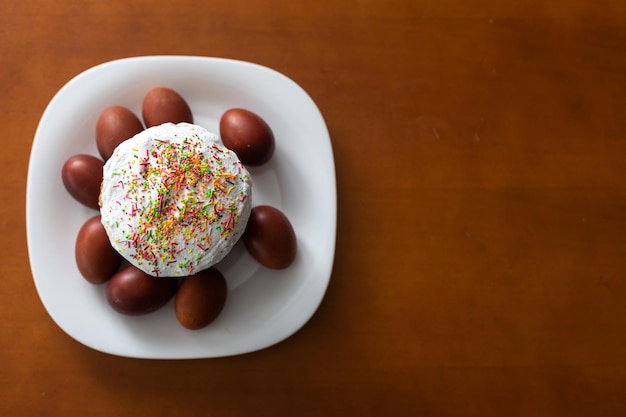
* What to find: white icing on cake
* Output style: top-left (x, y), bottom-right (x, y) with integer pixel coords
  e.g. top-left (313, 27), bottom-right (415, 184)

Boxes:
top-left (99, 122), bottom-right (252, 277)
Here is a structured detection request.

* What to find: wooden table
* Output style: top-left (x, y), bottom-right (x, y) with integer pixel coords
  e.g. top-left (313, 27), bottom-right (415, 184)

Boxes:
top-left (3, 0), bottom-right (626, 415)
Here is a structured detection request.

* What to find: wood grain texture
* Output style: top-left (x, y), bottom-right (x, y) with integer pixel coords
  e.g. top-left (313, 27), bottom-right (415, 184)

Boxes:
top-left (3, 0), bottom-right (626, 415)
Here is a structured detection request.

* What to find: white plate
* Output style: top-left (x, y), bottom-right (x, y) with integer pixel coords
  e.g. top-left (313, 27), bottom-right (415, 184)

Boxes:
top-left (26, 56), bottom-right (336, 359)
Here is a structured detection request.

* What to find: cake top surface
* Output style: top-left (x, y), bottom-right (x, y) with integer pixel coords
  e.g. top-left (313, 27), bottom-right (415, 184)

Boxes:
top-left (99, 122), bottom-right (252, 277)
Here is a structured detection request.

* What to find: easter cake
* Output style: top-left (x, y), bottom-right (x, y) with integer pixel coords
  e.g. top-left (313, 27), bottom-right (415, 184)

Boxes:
top-left (99, 122), bottom-right (252, 277)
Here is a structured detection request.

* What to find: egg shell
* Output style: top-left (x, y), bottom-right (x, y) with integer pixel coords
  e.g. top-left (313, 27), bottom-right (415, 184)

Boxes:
top-left (175, 268), bottom-right (227, 330)
top-left (75, 215), bottom-right (122, 284)
top-left (219, 108), bottom-right (275, 166)
top-left (243, 205), bottom-right (297, 269)
top-left (61, 154), bottom-right (104, 210)
top-left (106, 266), bottom-right (178, 316)
top-left (142, 87), bottom-right (193, 128)
top-left (95, 105), bottom-right (144, 161)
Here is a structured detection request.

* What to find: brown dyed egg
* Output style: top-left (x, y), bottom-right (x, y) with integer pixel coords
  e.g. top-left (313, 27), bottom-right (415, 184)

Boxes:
top-left (61, 154), bottom-right (104, 210)
top-left (106, 266), bottom-right (178, 316)
top-left (219, 108), bottom-right (275, 166)
top-left (142, 87), bottom-right (193, 128)
top-left (243, 205), bottom-right (297, 269)
top-left (75, 215), bottom-right (122, 284)
top-left (175, 268), bottom-right (227, 330)
top-left (95, 105), bottom-right (144, 160)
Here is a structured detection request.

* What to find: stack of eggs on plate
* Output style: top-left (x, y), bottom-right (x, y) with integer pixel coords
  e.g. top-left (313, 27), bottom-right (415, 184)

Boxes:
top-left (61, 87), bottom-right (297, 330)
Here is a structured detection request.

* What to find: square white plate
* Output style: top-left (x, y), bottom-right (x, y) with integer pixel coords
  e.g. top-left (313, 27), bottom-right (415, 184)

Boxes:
top-left (26, 56), bottom-right (336, 359)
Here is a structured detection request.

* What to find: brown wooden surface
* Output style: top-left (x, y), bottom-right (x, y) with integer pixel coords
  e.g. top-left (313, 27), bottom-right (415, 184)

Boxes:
top-left (3, 0), bottom-right (626, 415)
